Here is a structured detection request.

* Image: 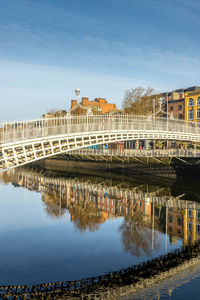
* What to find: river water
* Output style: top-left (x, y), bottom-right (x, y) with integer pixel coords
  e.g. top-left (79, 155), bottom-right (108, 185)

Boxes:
top-left (1, 167), bottom-right (200, 299)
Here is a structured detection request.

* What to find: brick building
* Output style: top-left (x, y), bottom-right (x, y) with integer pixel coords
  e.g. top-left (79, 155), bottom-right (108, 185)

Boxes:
top-left (167, 207), bottom-right (183, 244)
top-left (70, 97), bottom-right (116, 114)
top-left (168, 99), bottom-right (184, 120)
top-left (162, 86), bottom-right (200, 120)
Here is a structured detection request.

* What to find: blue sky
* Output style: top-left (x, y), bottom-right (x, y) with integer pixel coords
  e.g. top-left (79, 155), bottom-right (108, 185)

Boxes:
top-left (0, 0), bottom-right (200, 121)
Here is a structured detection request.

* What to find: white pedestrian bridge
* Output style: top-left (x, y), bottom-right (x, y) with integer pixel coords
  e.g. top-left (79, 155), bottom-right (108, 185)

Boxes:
top-left (1, 115), bottom-right (200, 171)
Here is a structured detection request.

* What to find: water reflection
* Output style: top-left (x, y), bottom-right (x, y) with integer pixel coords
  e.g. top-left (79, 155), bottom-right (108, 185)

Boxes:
top-left (1, 168), bottom-right (200, 250)
top-left (1, 168), bottom-right (200, 285)
top-left (119, 210), bottom-right (159, 257)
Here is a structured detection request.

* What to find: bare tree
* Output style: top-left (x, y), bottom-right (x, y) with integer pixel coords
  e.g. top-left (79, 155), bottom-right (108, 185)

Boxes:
top-left (122, 87), bottom-right (146, 109)
top-left (145, 86), bottom-right (156, 96)
top-left (119, 209), bottom-right (160, 257)
top-left (48, 109), bottom-right (57, 114)
top-left (122, 86), bottom-right (162, 115)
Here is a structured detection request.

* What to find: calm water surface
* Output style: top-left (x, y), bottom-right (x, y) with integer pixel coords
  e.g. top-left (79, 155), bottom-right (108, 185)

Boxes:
top-left (0, 168), bottom-right (199, 294)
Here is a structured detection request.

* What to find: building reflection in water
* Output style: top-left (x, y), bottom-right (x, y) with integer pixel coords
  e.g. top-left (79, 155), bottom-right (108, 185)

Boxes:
top-left (1, 169), bottom-right (200, 257)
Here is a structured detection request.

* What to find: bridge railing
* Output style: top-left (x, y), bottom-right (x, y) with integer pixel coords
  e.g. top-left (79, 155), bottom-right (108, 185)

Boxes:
top-left (70, 148), bottom-right (200, 158)
top-left (0, 115), bottom-right (199, 145)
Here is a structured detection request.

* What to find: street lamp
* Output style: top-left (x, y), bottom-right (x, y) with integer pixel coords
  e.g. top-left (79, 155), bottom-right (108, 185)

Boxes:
top-left (166, 93), bottom-right (168, 132)
top-left (153, 98), bottom-right (155, 122)
top-left (159, 97), bottom-right (163, 110)
top-left (75, 88), bottom-right (80, 104)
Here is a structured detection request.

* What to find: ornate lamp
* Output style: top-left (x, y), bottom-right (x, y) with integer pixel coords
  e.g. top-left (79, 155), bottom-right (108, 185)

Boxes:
top-left (75, 88), bottom-right (80, 104)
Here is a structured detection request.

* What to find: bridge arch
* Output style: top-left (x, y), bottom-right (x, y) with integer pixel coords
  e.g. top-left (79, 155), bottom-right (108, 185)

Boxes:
top-left (1, 115), bottom-right (200, 171)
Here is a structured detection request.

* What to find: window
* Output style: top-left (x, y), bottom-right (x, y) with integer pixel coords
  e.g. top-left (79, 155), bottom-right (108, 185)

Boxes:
top-left (197, 97), bottom-right (200, 105)
top-left (188, 98), bottom-right (194, 106)
top-left (179, 105), bottom-right (182, 110)
top-left (169, 215), bottom-right (173, 223)
top-left (188, 209), bottom-right (193, 218)
top-left (197, 109), bottom-right (200, 119)
top-left (177, 218), bottom-right (182, 226)
top-left (178, 114), bottom-right (182, 119)
top-left (170, 106), bottom-right (174, 111)
top-left (188, 109), bottom-right (194, 120)
top-left (188, 222), bottom-right (192, 231)
top-left (197, 211), bottom-right (200, 220)
top-left (197, 224), bottom-right (200, 234)
top-left (179, 93), bottom-right (184, 99)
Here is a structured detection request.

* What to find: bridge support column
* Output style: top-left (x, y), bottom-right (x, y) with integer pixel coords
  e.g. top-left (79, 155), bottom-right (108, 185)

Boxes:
top-left (153, 140), bottom-right (155, 150)
top-left (167, 140), bottom-right (171, 149)
top-left (136, 140), bottom-right (139, 150)
top-left (194, 144), bottom-right (197, 157)
top-left (144, 139), bottom-right (149, 150)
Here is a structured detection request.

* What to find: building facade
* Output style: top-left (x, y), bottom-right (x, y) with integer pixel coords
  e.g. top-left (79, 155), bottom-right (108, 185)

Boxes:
top-left (168, 99), bottom-right (185, 120)
top-left (185, 90), bottom-right (200, 126)
top-left (162, 86), bottom-right (200, 121)
top-left (70, 97), bottom-right (116, 114)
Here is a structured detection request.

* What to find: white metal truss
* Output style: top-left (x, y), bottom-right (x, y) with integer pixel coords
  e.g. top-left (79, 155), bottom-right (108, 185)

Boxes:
top-left (1, 115), bottom-right (200, 171)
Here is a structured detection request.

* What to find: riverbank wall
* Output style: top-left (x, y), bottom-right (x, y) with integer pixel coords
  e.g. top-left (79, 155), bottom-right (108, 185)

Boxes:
top-left (34, 158), bottom-right (177, 179)
top-left (33, 156), bottom-right (200, 181)
top-left (1, 242), bottom-right (200, 299)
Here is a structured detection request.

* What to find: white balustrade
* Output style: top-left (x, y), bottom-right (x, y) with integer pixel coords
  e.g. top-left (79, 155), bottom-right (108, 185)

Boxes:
top-left (1, 115), bottom-right (200, 170)
top-left (0, 115), bottom-right (199, 145)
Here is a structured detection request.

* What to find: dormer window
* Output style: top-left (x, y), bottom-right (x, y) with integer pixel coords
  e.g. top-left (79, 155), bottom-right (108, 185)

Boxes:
top-left (188, 98), bottom-right (194, 106)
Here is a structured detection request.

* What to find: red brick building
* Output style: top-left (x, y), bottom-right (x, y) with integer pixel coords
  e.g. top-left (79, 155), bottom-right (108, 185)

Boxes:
top-left (70, 97), bottom-right (116, 114)
top-left (168, 99), bottom-right (185, 120)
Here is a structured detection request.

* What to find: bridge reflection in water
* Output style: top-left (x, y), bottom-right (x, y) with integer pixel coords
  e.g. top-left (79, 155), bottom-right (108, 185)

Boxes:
top-left (2, 168), bottom-right (200, 250)
top-left (2, 169), bottom-right (200, 298)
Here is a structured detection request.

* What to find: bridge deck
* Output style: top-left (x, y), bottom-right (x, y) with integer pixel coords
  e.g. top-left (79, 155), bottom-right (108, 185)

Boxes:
top-left (1, 115), bottom-right (200, 170)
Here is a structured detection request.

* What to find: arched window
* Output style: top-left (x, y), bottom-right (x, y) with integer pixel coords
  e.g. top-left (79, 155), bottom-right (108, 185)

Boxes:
top-left (197, 97), bottom-right (200, 105)
top-left (189, 98), bottom-right (194, 106)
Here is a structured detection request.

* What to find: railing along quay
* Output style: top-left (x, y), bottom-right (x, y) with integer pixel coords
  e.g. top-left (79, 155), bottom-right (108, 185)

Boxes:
top-left (1, 242), bottom-right (200, 299)
top-left (70, 148), bottom-right (200, 158)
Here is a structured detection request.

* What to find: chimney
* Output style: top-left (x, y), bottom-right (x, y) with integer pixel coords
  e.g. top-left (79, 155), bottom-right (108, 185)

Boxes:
top-left (71, 99), bottom-right (77, 108)
top-left (82, 97), bottom-right (89, 106)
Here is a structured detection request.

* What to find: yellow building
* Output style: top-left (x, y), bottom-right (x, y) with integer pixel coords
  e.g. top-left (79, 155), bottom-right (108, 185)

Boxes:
top-left (185, 90), bottom-right (200, 125)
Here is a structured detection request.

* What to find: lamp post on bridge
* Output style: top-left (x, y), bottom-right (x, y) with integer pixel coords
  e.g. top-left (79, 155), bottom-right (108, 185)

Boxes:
top-left (166, 93), bottom-right (169, 132)
top-left (152, 98), bottom-right (156, 151)
top-left (75, 88), bottom-right (80, 104)
top-left (152, 96), bottom-right (163, 120)
top-left (152, 96), bottom-right (163, 150)
top-left (152, 98), bottom-right (156, 123)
